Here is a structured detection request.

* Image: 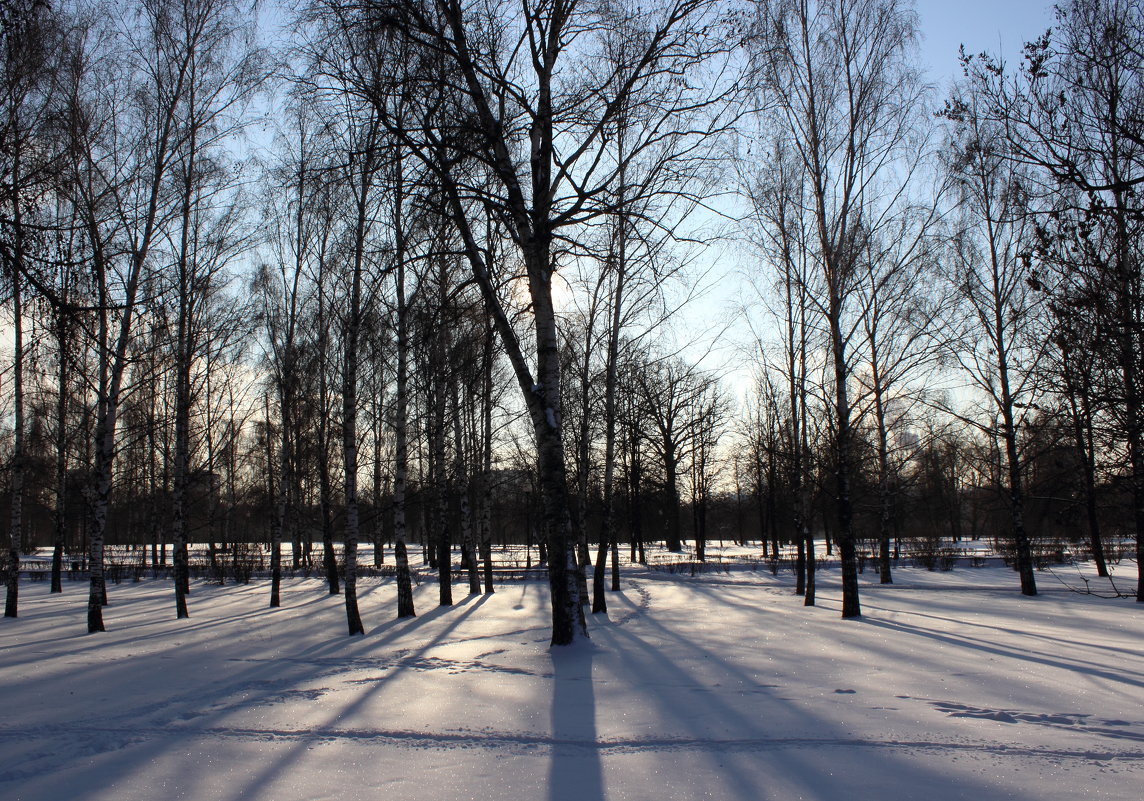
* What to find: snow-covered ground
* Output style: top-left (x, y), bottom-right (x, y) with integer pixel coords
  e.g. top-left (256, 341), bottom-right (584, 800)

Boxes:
top-left (1, 560), bottom-right (1141, 800)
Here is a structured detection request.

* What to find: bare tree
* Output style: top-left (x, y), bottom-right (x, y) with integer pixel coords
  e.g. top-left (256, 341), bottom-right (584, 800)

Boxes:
top-left (1, 0), bottom-right (68, 615)
top-left (63, 1), bottom-right (214, 632)
top-left (964, 0), bottom-right (1144, 599)
top-left (338, 121), bottom-right (381, 636)
top-left (750, 0), bottom-right (926, 617)
top-left (688, 378), bottom-right (729, 562)
top-left (940, 84), bottom-right (1044, 596)
top-left (359, 0), bottom-right (734, 644)
top-left (258, 106), bottom-right (324, 609)
top-left (635, 353), bottom-right (713, 554)
top-left (854, 202), bottom-right (944, 585)
top-left (742, 138), bottom-right (818, 601)
top-left (163, 0), bottom-right (263, 618)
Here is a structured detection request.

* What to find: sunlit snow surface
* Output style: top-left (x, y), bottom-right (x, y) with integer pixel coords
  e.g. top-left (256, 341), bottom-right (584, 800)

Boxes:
top-left (2, 559), bottom-right (1142, 800)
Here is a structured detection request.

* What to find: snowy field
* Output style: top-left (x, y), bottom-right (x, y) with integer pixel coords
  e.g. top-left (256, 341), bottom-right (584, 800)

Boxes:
top-left (1, 561), bottom-right (1141, 801)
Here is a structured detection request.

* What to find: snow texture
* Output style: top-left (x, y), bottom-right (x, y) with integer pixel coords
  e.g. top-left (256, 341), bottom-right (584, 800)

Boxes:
top-left (1, 559), bottom-right (1142, 800)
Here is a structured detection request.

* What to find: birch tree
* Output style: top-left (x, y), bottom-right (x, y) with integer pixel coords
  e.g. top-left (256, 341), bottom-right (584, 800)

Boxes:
top-left (751, 0), bottom-right (926, 617)
top-left (965, 0), bottom-right (1144, 600)
top-left (363, 0), bottom-right (734, 643)
top-left (164, 0), bottom-right (263, 618)
top-left (0, 0), bottom-right (62, 616)
top-left (66, 0), bottom-right (209, 632)
top-left (940, 85), bottom-right (1043, 596)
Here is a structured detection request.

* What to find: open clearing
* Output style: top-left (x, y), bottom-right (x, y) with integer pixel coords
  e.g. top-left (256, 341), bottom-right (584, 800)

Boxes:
top-left (1, 562), bottom-right (1141, 800)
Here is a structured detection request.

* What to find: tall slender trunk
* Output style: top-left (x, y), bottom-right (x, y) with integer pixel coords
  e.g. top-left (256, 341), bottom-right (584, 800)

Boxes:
top-left (271, 390), bottom-right (291, 608)
top-left (1112, 191), bottom-right (1144, 602)
top-left (341, 172), bottom-right (369, 635)
top-left (804, 527), bottom-right (816, 606)
top-left (270, 147), bottom-right (311, 607)
top-left (171, 289), bottom-right (191, 618)
top-left (317, 273), bottom-right (340, 596)
top-left (990, 250), bottom-right (1036, 595)
top-left (171, 135), bottom-right (197, 620)
top-left (453, 387), bottom-right (481, 596)
top-left (432, 268), bottom-right (452, 607)
top-left (664, 450), bottom-right (682, 552)
top-left (768, 456), bottom-right (779, 561)
top-left (829, 289), bottom-right (860, 618)
top-left (432, 21), bottom-right (586, 642)
top-left (1079, 392), bottom-right (1107, 577)
top-left (522, 237), bottom-right (586, 644)
top-left (275, 375), bottom-right (301, 593)
top-left (754, 456), bottom-right (768, 558)
top-left (629, 432), bottom-right (645, 565)
top-left (87, 271), bottom-right (144, 632)
top-left (1002, 417), bottom-right (1036, 595)
top-left (392, 176), bottom-right (415, 617)
top-left (51, 305), bottom-right (70, 594)
top-left (263, 393), bottom-right (279, 605)
top-left (479, 316), bottom-right (495, 594)
top-left (5, 265), bottom-right (24, 617)
top-left (872, 377), bottom-right (894, 585)
top-left (795, 535), bottom-right (806, 595)
top-left (573, 299), bottom-right (596, 605)
top-left (85, 157), bottom-right (158, 630)
top-left (372, 385), bottom-right (385, 568)
top-left (594, 148), bottom-right (629, 610)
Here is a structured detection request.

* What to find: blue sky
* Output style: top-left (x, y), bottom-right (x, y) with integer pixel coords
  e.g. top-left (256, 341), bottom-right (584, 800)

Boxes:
top-left (916, 0), bottom-right (1058, 85)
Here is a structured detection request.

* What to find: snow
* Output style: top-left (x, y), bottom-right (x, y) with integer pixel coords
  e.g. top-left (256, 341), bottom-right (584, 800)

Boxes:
top-left (2, 559), bottom-right (1142, 800)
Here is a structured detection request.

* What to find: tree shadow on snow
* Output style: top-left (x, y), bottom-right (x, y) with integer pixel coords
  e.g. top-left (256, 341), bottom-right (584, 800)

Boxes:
top-left (587, 578), bottom-right (1019, 801)
top-left (547, 643), bottom-right (604, 801)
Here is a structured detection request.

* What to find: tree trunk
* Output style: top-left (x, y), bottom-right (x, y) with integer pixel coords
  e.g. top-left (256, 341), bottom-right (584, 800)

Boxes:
top-left (5, 266), bottom-right (24, 618)
top-left (1003, 422), bottom-right (1037, 595)
top-left (593, 196), bottom-right (630, 611)
top-left (372, 388), bottom-right (385, 568)
top-left (830, 292), bottom-right (861, 618)
top-left (664, 452), bottom-right (683, 552)
top-left (795, 535), bottom-right (805, 596)
top-left (804, 527), bottom-right (816, 606)
top-left (393, 220), bottom-right (415, 618)
top-left (171, 153), bottom-right (196, 620)
top-left (873, 382), bottom-right (894, 585)
top-left (1070, 371), bottom-right (1107, 577)
top-left (432, 341), bottom-right (452, 608)
top-left (317, 273), bottom-right (340, 595)
top-left (341, 235), bottom-right (366, 636)
top-left (51, 305), bottom-right (69, 594)
top-left (271, 389), bottom-right (291, 608)
top-left (480, 317), bottom-right (496, 595)
top-left (454, 387), bottom-right (481, 596)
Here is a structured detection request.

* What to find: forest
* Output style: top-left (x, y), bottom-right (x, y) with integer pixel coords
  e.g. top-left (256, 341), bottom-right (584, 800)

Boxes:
top-left (1, 0), bottom-right (1142, 646)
